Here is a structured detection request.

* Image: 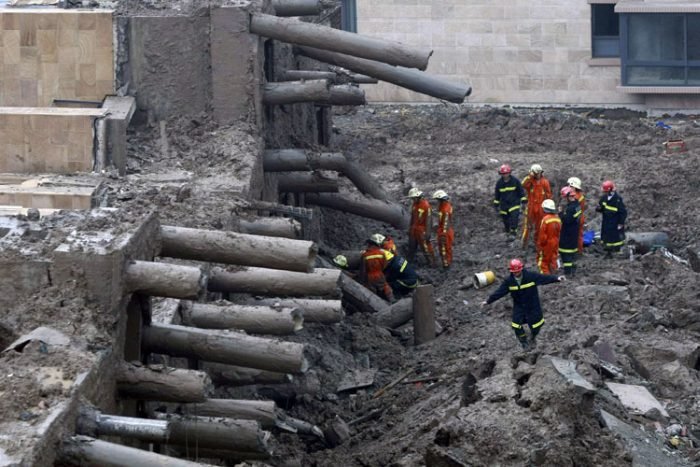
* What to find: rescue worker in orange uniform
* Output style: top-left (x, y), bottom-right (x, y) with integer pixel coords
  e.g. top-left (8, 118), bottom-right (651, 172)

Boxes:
top-left (407, 188), bottom-right (436, 266)
top-left (568, 177), bottom-right (586, 253)
top-left (433, 189), bottom-right (454, 269)
top-left (381, 234), bottom-right (398, 255)
top-left (359, 233), bottom-right (394, 302)
top-left (521, 164), bottom-right (552, 247)
top-left (536, 199), bottom-right (561, 275)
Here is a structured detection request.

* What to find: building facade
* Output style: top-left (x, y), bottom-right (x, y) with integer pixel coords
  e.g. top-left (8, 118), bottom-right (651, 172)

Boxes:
top-left (353, 0), bottom-right (700, 110)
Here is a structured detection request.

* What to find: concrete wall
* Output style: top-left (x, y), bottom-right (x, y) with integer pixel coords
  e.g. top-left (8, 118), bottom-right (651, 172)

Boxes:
top-left (0, 107), bottom-right (104, 173)
top-left (356, 0), bottom-right (644, 106)
top-left (0, 9), bottom-right (114, 107)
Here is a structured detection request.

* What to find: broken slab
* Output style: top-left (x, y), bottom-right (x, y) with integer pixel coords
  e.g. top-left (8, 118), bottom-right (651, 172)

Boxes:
top-left (103, 96), bottom-right (136, 175)
top-left (336, 369), bottom-right (377, 393)
top-left (600, 410), bottom-right (684, 467)
top-left (548, 357), bottom-right (596, 394)
top-left (605, 382), bottom-right (668, 417)
top-left (3, 327), bottom-right (71, 353)
top-left (573, 285), bottom-right (630, 302)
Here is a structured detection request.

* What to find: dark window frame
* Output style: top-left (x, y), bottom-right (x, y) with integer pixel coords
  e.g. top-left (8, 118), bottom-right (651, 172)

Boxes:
top-left (341, 0), bottom-right (357, 33)
top-left (592, 3), bottom-right (621, 58)
top-left (620, 13), bottom-right (700, 86)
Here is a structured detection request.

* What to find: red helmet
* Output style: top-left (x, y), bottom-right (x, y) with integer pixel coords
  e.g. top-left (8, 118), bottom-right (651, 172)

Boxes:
top-left (560, 186), bottom-right (574, 198)
top-left (509, 258), bottom-right (524, 273)
top-left (498, 164), bottom-right (512, 175)
top-left (601, 180), bottom-right (615, 192)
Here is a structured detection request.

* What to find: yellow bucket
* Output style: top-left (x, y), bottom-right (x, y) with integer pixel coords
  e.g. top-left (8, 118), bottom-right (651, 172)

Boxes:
top-left (473, 271), bottom-right (496, 289)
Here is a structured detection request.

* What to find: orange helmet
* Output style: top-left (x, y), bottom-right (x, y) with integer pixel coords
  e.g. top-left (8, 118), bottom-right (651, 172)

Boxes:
top-left (601, 180), bottom-right (615, 192)
top-left (498, 164), bottom-right (512, 175)
top-left (509, 258), bottom-right (524, 273)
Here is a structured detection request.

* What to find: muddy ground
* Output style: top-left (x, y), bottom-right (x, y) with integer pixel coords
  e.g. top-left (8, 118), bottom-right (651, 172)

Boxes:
top-left (259, 105), bottom-right (700, 467)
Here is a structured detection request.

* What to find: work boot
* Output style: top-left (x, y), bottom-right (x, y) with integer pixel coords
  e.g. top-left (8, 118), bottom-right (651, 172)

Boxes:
top-left (518, 337), bottom-right (530, 351)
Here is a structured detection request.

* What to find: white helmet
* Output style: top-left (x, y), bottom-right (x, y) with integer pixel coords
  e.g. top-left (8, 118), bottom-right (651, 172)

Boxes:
top-left (333, 255), bottom-right (348, 268)
top-left (568, 177), bottom-right (582, 190)
top-left (542, 199), bottom-right (556, 212)
top-left (407, 187), bottom-right (423, 198)
top-left (432, 189), bottom-right (449, 200)
top-left (530, 164), bottom-right (543, 174)
top-left (369, 233), bottom-right (386, 246)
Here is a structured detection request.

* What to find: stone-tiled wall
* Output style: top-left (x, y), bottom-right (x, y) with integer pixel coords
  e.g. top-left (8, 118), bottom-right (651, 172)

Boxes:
top-left (357, 0), bottom-right (644, 105)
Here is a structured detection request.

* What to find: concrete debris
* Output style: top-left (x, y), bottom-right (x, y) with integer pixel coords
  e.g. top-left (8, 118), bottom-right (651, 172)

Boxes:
top-left (336, 368), bottom-right (377, 393)
top-left (573, 285), bottom-right (630, 302)
top-left (605, 382), bottom-right (669, 417)
top-left (3, 327), bottom-right (71, 353)
top-left (600, 410), bottom-right (686, 467)
top-left (548, 357), bottom-right (596, 394)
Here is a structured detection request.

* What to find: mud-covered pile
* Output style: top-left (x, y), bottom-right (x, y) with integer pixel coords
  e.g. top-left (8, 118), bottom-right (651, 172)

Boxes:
top-left (268, 106), bottom-right (700, 466)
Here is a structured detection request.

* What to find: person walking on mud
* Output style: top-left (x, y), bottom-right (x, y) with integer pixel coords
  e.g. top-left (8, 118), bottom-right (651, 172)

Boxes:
top-left (536, 199), bottom-right (561, 275)
top-left (407, 188), bottom-right (436, 266)
top-left (558, 187), bottom-right (582, 276)
top-left (433, 189), bottom-right (454, 269)
top-left (521, 164), bottom-right (552, 248)
top-left (493, 164), bottom-right (526, 237)
top-left (596, 180), bottom-right (627, 258)
top-left (481, 258), bottom-right (564, 350)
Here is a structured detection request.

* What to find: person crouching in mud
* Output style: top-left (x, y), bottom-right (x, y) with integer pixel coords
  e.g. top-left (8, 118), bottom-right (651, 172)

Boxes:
top-left (481, 258), bottom-right (565, 351)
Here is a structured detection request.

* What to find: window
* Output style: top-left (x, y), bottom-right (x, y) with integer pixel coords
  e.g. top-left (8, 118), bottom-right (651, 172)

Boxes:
top-left (341, 0), bottom-right (357, 33)
top-left (592, 4), bottom-right (620, 57)
top-left (621, 13), bottom-right (700, 86)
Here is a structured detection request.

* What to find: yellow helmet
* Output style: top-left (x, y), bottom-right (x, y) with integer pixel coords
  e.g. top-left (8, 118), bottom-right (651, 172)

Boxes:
top-left (568, 177), bottom-right (582, 190)
top-left (432, 189), bottom-right (449, 200)
top-left (369, 233), bottom-right (386, 246)
top-left (333, 255), bottom-right (348, 268)
top-left (407, 187), bottom-right (423, 198)
top-left (530, 164), bottom-right (543, 174)
top-left (541, 199), bottom-right (556, 212)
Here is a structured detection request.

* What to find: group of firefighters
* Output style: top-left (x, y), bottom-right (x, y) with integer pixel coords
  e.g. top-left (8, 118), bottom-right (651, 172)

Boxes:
top-left (333, 188), bottom-right (454, 303)
top-left (494, 163), bottom-right (628, 276)
top-left (333, 162), bottom-right (630, 351)
top-left (486, 162), bottom-right (629, 350)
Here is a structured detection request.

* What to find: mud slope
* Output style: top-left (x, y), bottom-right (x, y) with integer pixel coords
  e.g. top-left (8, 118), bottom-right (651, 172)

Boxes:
top-left (284, 106), bottom-right (700, 467)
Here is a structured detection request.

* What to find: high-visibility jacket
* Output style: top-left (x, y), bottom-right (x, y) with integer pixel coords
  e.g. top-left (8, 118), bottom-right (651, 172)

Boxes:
top-left (559, 200), bottom-right (581, 253)
top-left (485, 269), bottom-right (559, 320)
top-left (537, 213), bottom-right (561, 274)
top-left (360, 246), bottom-right (392, 281)
top-left (573, 190), bottom-right (586, 252)
top-left (436, 200), bottom-right (454, 267)
top-left (384, 255), bottom-right (418, 290)
top-left (522, 175), bottom-right (552, 221)
top-left (598, 192), bottom-right (627, 247)
top-left (436, 200), bottom-right (453, 235)
top-left (494, 176), bottom-right (526, 215)
top-left (410, 198), bottom-right (432, 233)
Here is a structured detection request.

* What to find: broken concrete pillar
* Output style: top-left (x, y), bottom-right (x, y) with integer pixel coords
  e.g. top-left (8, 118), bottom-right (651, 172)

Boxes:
top-left (142, 323), bottom-right (308, 374)
top-left (208, 266), bottom-right (341, 297)
top-left (626, 231), bottom-right (671, 253)
top-left (263, 79), bottom-right (331, 105)
top-left (272, 0), bottom-right (323, 16)
top-left (297, 46), bottom-right (472, 103)
top-left (180, 399), bottom-right (277, 428)
top-left (277, 172), bottom-right (340, 193)
top-left (78, 407), bottom-right (271, 454)
top-left (160, 225), bottom-right (317, 273)
top-left (264, 149), bottom-right (388, 200)
top-left (328, 85), bottom-right (367, 105)
top-left (339, 274), bottom-right (391, 314)
top-left (243, 298), bottom-right (344, 324)
top-left (202, 362), bottom-right (293, 386)
top-left (304, 192), bottom-right (410, 229)
top-left (250, 14), bottom-right (432, 70)
top-left (61, 435), bottom-right (216, 467)
top-left (413, 285), bottom-right (436, 345)
top-left (373, 299), bottom-right (414, 328)
top-left (236, 217), bottom-right (301, 239)
top-left (181, 301), bottom-right (304, 335)
top-left (124, 260), bottom-right (205, 299)
top-left (116, 362), bottom-right (212, 403)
